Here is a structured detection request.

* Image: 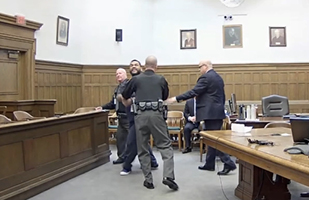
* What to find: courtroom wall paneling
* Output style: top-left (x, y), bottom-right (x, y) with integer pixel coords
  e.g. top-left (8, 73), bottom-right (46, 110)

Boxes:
top-left (82, 63), bottom-right (309, 107)
top-left (34, 62), bottom-right (309, 114)
top-left (35, 60), bottom-right (83, 113)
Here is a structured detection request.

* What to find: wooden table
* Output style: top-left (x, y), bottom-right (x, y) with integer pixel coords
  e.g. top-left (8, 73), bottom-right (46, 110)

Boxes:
top-left (200, 128), bottom-right (309, 200)
top-left (0, 110), bottom-right (110, 200)
top-left (233, 117), bottom-right (289, 128)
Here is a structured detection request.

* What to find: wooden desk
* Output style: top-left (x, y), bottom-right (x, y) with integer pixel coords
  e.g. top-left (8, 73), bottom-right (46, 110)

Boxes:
top-left (0, 99), bottom-right (56, 120)
top-left (200, 128), bottom-right (309, 200)
top-left (234, 117), bottom-right (288, 128)
top-left (0, 110), bottom-right (110, 200)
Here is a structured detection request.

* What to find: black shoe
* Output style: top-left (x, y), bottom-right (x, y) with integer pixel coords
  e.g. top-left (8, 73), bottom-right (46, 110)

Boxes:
top-left (300, 192), bottom-right (309, 197)
top-left (217, 166), bottom-right (236, 175)
top-left (162, 177), bottom-right (178, 191)
top-left (143, 180), bottom-right (154, 189)
top-left (151, 163), bottom-right (159, 170)
top-left (182, 148), bottom-right (192, 154)
top-left (113, 158), bottom-right (124, 164)
top-left (198, 165), bottom-right (215, 171)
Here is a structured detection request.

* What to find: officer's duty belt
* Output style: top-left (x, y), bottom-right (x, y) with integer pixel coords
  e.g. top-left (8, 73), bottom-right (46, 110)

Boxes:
top-left (137, 101), bottom-right (163, 112)
top-left (117, 112), bottom-right (127, 119)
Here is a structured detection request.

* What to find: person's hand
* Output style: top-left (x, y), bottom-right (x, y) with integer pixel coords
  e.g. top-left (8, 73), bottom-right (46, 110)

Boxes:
top-left (95, 106), bottom-right (102, 111)
top-left (116, 94), bottom-right (123, 102)
top-left (188, 116), bottom-right (196, 123)
top-left (191, 116), bottom-right (196, 123)
top-left (165, 97), bottom-right (177, 104)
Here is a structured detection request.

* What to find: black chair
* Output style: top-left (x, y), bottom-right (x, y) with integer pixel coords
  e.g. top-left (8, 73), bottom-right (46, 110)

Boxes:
top-left (262, 95), bottom-right (289, 117)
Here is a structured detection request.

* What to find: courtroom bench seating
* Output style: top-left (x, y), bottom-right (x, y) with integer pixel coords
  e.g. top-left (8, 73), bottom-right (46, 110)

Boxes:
top-left (0, 114), bottom-right (12, 124)
top-left (13, 111), bottom-right (46, 121)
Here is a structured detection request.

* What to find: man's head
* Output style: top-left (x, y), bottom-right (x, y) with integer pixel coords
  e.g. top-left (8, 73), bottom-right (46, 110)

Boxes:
top-left (186, 32), bottom-right (192, 39)
top-left (228, 28), bottom-right (235, 36)
top-left (116, 68), bottom-right (127, 83)
top-left (198, 60), bottom-right (213, 74)
top-left (129, 59), bottom-right (142, 76)
top-left (274, 29), bottom-right (281, 38)
top-left (144, 56), bottom-right (158, 71)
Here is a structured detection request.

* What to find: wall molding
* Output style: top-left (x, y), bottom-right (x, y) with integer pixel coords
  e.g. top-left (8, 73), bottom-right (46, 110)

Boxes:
top-left (0, 13), bottom-right (42, 31)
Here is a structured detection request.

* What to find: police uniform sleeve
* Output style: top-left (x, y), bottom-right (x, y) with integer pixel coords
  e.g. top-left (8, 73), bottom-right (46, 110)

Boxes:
top-left (122, 77), bottom-right (136, 100)
top-left (102, 95), bottom-right (116, 110)
top-left (161, 77), bottom-right (169, 101)
top-left (176, 75), bottom-right (208, 102)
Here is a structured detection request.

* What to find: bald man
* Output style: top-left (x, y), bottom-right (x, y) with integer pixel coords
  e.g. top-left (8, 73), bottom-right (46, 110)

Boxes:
top-left (121, 56), bottom-right (178, 190)
top-left (166, 60), bottom-right (236, 175)
top-left (97, 68), bottom-right (130, 164)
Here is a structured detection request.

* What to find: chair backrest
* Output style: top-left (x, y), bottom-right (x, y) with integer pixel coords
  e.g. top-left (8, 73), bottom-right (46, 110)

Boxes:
top-left (13, 111), bottom-right (33, 121)
top-left (262, 95), bottom-right (289, 117)
top-left (0, 106), bottom-right (7, 115)
top-left (222, 115), bottom-right (231, 130)
top-left (0, 114), bottom-right (12, 123)
top-left (73, 107), bottom-right (96, 114)
top-left (167, 111), bottom-right (184, 127)
top-left (264, 122), bottom-right (291, 129)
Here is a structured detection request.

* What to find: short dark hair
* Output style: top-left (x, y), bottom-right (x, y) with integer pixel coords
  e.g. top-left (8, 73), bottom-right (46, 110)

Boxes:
top-left (130, 59), bottom-right (141, 67)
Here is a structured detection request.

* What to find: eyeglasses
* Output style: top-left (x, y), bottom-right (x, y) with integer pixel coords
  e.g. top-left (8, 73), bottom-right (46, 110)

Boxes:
top-left (198, 64), bottom-right (206, 68)
top-left (247, 138), bottom-right (274, 146)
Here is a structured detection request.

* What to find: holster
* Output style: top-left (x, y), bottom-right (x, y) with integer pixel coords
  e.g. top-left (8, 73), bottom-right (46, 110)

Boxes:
top-left (163, 105), bottom-right (168, 120)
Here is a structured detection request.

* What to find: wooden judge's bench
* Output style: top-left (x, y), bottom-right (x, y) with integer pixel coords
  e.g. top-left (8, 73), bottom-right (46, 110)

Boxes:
top-left (0, 110), bottom-right (111, 200)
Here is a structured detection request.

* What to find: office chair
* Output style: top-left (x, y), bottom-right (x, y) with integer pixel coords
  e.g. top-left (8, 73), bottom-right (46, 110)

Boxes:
top-left (262, 95), bottom-right (289, 117)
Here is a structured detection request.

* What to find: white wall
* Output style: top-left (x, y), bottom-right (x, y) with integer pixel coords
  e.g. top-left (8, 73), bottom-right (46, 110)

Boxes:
top-left (80, 0), bottom-right (154, 65)
top-left (0, 0), bottom-right (154, 65)
top-left (153, 0), bottom-right (309, 65)
top-left (0, 0), bottom-right (84, 64)
top-left (1, 0), bottom-right (308, 65)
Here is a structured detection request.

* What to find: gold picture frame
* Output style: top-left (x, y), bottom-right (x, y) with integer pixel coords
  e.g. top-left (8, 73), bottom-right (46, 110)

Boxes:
top-left (223, 24), bottom-right (243, 48)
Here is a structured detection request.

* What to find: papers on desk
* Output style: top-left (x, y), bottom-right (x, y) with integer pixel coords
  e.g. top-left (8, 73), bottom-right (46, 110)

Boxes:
top-left (231, 123), bottom-right (253, 136)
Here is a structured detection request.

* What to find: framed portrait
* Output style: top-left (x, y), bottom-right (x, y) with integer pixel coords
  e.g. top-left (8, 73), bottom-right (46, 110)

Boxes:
top-left (56, 16), bottom-right (70, 46)
top-left (223, 24), bottom-right (243, 48)
top-left (269, 27), bottom-right (286, 47)
top-left (180, 29), bottom-right (197, 49)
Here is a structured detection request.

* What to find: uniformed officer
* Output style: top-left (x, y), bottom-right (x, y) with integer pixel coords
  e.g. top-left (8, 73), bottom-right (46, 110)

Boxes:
top-left (121, 56), bottom-right (178, 190)
top-left (118, 59), bottom-right (159, 176)
top-left (96, 68), bottom-right (129, 164)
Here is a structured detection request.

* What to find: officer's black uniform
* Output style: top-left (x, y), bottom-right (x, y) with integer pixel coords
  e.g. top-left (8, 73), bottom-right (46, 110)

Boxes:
top-left (122, 69), bottom-right (178, 190)
top-left (102, 79), bottom-right (129, 163)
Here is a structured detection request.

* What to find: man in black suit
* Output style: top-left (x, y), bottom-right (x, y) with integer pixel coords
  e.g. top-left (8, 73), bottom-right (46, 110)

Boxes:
top-left (166, 60), bottom-right (236, 175)
top-left (183, 98), bottom-right (200, 154)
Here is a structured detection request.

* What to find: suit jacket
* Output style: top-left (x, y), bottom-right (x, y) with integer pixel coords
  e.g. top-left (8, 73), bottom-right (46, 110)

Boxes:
top-left (176, 69), bottom-right (226, 122)
top-left (184, 99), bottom-right (195, 123)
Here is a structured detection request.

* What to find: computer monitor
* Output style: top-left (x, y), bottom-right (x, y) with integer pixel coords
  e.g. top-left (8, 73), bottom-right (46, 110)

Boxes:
top-left (290, 117), bottom-right (309, 144)
top-left (231, 93), bottom-right (237, 114)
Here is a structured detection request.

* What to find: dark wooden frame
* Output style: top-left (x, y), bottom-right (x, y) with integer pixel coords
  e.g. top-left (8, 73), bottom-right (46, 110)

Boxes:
top-left (269, 27), bottom-right (287, 47)
top-left (223, 24), bottom-right (243, 48)
top-left (56, 16), bottom-right (70, 46)
top-left (180, 29), bottom-right (197, 49)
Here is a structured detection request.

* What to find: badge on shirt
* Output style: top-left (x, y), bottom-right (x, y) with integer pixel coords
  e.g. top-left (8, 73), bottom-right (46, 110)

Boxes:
top-left (130, 105), bottom-right (134, 112)
top-left (114, 98), bottom-right (116, 105)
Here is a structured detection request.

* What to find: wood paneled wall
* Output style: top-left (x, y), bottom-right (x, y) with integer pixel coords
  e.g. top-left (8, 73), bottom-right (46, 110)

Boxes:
top-left (34, 62), bottom-right (309, 113)
top-left (35, 60), bottom-right (83, 113)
